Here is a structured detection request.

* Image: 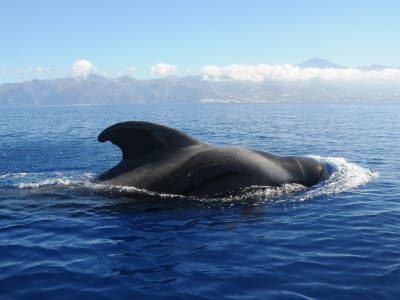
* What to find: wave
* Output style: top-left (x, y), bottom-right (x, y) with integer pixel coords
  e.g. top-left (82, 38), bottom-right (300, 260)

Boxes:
top-left (298, 156), bottom-right (379, 201)
top-left (0, 157), bottom-right (378, 204)
top-left (0, 172), bottom-right (30, 179)
top-left (0, 172), bottom-right (93, 189)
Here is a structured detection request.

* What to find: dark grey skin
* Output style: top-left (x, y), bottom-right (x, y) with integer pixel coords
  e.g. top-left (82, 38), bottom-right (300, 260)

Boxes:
top-left (97, 121), bottom-right (328, 196)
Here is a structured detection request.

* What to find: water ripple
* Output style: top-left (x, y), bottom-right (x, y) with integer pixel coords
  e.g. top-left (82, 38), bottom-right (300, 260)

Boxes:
top-left (1, 104), bottom-right (399, 299)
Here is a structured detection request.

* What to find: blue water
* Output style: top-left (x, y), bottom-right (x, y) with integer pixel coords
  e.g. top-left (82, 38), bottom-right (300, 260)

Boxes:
top-left (0, 103), bottom-right (399, 299)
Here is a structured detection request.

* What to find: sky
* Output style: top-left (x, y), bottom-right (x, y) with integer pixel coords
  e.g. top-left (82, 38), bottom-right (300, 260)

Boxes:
top-left (1, 0), bottom-right (400, 83)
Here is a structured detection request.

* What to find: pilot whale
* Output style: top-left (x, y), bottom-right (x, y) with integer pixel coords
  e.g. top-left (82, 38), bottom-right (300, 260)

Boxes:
top-left (96, 121), bottom-right (328, 196)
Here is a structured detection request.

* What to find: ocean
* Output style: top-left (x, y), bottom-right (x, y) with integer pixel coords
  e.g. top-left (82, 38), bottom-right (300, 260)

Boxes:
top-left (0, 103), bottom-right (399, 299)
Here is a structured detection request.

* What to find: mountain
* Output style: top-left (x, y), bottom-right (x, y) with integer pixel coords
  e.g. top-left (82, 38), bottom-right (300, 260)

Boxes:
top-left (357, 64), bottom-right (399, 71)
top-left (298, 57), bottom-right (400, 71)
top-left (1, 70), bottom-right (400, 106)
top-left (0, 75), bottom-right (211, 105)
top-left (298, 57), bottom-right (345, 69)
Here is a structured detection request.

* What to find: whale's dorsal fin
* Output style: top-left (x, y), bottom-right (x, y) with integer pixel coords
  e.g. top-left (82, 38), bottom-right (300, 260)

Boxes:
top-left (98, 121), bottom-right (201, 161)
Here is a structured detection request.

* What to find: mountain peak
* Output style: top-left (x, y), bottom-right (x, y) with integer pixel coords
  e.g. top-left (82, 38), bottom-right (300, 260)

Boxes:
top-left (298, 57), bottom-right (345, 69)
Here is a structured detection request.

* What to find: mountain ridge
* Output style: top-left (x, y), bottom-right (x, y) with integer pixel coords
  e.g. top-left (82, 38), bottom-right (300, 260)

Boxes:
top-left (1, 58), bottom-right (400, 105)
top-left (298, 57), bottom-right (345, 69)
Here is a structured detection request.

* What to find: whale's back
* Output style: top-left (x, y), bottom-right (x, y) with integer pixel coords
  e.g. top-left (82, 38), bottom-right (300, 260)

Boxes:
top-left (96, 121), bottom-right (328, 196)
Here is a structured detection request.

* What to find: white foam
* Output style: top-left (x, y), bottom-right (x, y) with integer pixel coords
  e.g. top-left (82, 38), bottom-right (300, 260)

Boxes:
top-left (83, 181), bottom-right (188, 199)
top-left (3, 172), bottom-right (96, 189)
top-left (205, 183), bottom-right (306, 204)
top-left (296, 156), bottom-right (379, 201)
top-left (0, 172), bottom-right (29, 179)
top-left (16, 178), bottom-right (74, 189)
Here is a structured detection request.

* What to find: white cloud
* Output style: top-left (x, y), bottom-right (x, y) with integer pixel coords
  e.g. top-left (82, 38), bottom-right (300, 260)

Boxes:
top-left (16, 67), bottom-right (33, 75)
top-left (16, 66), bottom-right (57, 77)
top-left (201, 64), bottom-right (400, 82)
top-left (127, 66), bottom-right (136, 73)
top-left (71, 59), bottom-right (96, 77)
top-left (36, 66), bottom-right (52, 74)
top-left (150, 63), bottom-right (177, 76)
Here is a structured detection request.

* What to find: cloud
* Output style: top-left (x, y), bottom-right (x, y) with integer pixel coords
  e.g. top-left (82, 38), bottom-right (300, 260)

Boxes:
top-left (127, 66), bottom-right (136, 73)
top-left (150, 63), bottom-right (177, 76)
top-left (16, 66), bottom-right (57, 77)
top-left (36, 66), bottom-right (53, 74)
top-left (15, 67), bottom-right (33, 75)
top-left (201, 64), bottom-right (400, 82)
top-left (72, 59), bottom-right (96, 77)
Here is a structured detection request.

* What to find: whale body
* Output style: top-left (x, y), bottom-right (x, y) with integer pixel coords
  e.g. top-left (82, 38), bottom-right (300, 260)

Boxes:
top-left (96, 121), bottom-right (328, 196)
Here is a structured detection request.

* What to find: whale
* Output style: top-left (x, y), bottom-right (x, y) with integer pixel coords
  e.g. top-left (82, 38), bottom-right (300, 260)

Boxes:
top-left (96, 121), bottom-right (328, 197)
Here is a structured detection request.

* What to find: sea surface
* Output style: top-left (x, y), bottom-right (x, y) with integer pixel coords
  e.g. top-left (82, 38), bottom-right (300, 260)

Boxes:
top-left (0, 103), bottom-right (399, 299)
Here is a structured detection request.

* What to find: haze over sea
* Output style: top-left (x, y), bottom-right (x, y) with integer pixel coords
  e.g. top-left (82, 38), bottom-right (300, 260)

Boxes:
top-left (0, 102), bottom-right (399, 299)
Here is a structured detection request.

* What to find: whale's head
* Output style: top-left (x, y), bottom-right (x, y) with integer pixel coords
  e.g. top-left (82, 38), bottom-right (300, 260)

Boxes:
top-left (292, 157), bottom-right (329, 187)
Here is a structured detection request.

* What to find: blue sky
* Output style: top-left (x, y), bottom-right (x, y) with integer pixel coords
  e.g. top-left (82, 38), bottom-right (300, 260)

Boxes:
top-left (1, 0), bottom-right (400, 83)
